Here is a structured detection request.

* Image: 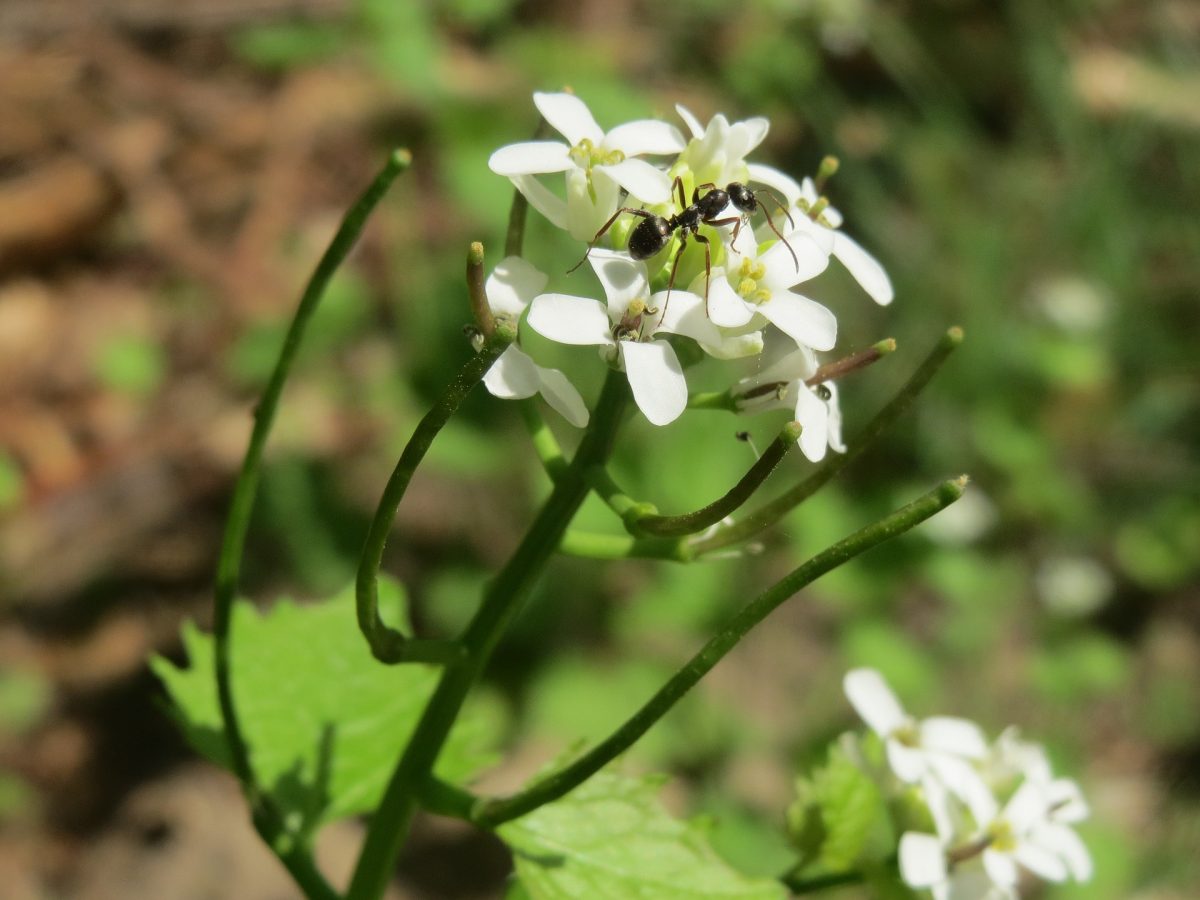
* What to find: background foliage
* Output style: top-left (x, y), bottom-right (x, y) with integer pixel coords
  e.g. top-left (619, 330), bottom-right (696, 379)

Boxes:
top-left (0, 0), bottom-right (1196, 896)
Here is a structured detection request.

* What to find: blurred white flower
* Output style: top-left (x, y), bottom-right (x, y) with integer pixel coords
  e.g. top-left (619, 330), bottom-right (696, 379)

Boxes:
top-left (489, 92), bottom-right (685, 241)
top-left (1035, 555), bottom-right (1113, 617)
top-left (479, 256), bottom-right (589, 427)
top-left (843, 668), bottom-right (994, 815)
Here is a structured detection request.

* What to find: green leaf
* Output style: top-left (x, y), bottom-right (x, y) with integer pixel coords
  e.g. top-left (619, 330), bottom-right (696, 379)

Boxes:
top-left (787, 739), bottom-right (893, 876)
top-left (152, 579), bottom-right (500, 833)
top-left (498, 769), bottom-right (787, 899)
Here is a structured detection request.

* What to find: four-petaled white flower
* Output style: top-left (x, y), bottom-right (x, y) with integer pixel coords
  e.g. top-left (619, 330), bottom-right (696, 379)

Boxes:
top-left (527, 250), bottom-right (723, 426)
top-left (673, 104), bottom-right (771, 190)
top-left (750, 168), bottom-right (894, 307)
top-left (479, 256), bottom-right (589, 428)
top-left (489, 92), bottom-right (685, 242)
top-left (733, 344), bottom-right (845, 462)
top-left (706, 216), bottom-right (837, 351)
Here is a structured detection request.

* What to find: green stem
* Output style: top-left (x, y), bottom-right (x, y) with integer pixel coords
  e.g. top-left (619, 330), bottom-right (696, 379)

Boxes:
top-left (355, 325), bottom-right (516, 664)
top-left (520, 399), bottom-right (568, 479)
top-left (558, 529), bottom-right (688, 561)
top-left (211, 150), bottom-right (410, 900)
top-left (587, 464), bottom-right (657, 525)
top-left (780, 866), bottom-right (868, 894)
top-left (630, 422), bottom-right (801, 537)
top-left (471, 476), bottom-right (968, 827)
top-left (346, 370), bottom-right (630, 900)
top-left (687, 389), bottom-right (738, 411)
top-left (690, 327), bottom-right (962, 556)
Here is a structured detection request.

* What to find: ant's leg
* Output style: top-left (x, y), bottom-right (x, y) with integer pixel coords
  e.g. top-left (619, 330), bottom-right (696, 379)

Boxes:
top-left (672, 175), bottom-right (687, 211)
top-left (692, 232), bottom-right (713, 317)
top-left (704, 214), bottom-right (743, 252)
top-left (567, 207), bottom-right (655, 274)
top-left (661, 231), bottom-right (689, 325)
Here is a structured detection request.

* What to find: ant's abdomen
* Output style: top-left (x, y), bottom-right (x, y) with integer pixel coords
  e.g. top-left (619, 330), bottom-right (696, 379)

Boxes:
top-left (628, 217), bottom-right (672, 260)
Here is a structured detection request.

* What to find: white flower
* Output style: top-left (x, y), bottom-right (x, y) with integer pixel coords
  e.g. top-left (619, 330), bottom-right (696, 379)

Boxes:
top-left (673, 104), bottom-right (771, 189)
top-left (526, 250), bottom-right (723, 426)
top-left (705, 214), bottom-right (835, 351)
top-left (843, 668), bottom-right (993, 814)
top-left (479, 256), bottom-right (589, 427)
top-left (732, 344), bottom-right (845, 462)
top-left (489, 93), bottom-right (685, 242)
top-left (902, 767), bottom-right (1092, 899)
top-left (749, 168), bottom-right (894, 307)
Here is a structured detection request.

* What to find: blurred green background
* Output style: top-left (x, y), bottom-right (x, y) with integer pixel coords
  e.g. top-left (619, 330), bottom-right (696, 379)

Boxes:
top-left (0, 0), bottom-right (1196, 896)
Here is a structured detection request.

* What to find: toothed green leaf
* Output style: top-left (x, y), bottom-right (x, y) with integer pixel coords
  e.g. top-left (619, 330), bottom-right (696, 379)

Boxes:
top-left (498, 769), bottom-right (787, 899)
top-left (152, 578), bottom-right (502, 834)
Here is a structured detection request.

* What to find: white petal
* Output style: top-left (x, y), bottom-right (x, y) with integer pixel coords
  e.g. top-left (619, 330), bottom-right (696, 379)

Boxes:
top-left (565, 166), bottom-right (620, 241)
top-left (535, 364), bottom-right (589, 428)
top-left (983, 849), bottom-right (1019, 889)
top-left (620, 339), bottom-right (687, 426)
top-left (486, 256), bottom-right (548, 317)
top-left (748, 345), bottom-right (818, 386)
top-left (1047, 778), bottom-right (1090, 823)
top-left (533, 91), bottom-right (603, 144)
top-left (825, 381), bottom-right (846, 453)
top-left (527, 294), bottom-right (613, 346)
top-left (1014, 839), bottom-right (1069, 883)
top-left (1005, 781), bottom-right (1050, 833)
top-left (921, 717), bottom-right (989, 759)
top-left (758, 292), bottom-right (838, 351)
top-left (596, 158), bottom-right (673, 204)
top-left (1032, 824), bottom-right (1092, 881)
top-left (899, 832), bottom-right (948, 888)
top-left (510, 174), bottom-right (568, 230)
top-left (762, 231), bottom-right (829, 286)
top-left (588, 249), bottom-right (649, 319)
top-left (701, 330), bottom-right (764, 360)
top-left (483, 345), bottom-right (539, 399)
top-left (926, 753), bottom-right (999, 826)
top-left (489, 141), bottom-right (572, 176)
top-left (706, 275), bottom-right (755, 328)
top-left (844, 668), bottom-right (909, 736)
top-left (604, 120), bottom-right (686, 156)
top-left (747, 162), bottom-right (802, 206)
top-left (887, 740), bottom-right (928, 783)
top-left (794, 386), bottom-right (829, 462)
top-left (800, 176), bottom-right (819, 206)
top-left (789, 215), bottom-right (837, 256)
top-left (834, 231), bottom-right (894, 306)
top-left (675, 103), bottom-right (704, 139)
top-left (651, 290), bottom-right (722, 345)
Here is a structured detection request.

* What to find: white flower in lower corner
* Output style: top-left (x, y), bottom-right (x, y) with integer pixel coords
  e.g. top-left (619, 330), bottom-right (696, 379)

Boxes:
top-left (732, 345), bottom-right (844, 462)
top-left (843, 668), bottom-right (993, 813)
top-left (489, 92), bottom-right (685, 241)
top-left (527, 250), bottom-right (724, 426)
top-left (480, 256), bottom-right (589, 428)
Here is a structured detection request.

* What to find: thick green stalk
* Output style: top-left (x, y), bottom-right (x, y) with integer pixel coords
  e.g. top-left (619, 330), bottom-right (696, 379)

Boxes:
top-left (211, 149), bottom-right (410, 900)
top-left (346, 370), bottom-right (630, 900)
top-left (690, 327), bottom-right (962, 556)
top-left (355, 325), bottom-right (516, 664)
top-left (630, 421), bottom-right (801, 537)
top-left (471, 477), bottom-right (967, 827)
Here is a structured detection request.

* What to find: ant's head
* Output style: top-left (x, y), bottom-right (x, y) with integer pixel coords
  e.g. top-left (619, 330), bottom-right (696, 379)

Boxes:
top-left (727, 182), bottom-right (757, 214)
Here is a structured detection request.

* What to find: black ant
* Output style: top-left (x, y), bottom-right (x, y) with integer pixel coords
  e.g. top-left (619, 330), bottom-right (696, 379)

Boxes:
top-left (568, 177), bottom-right (798, 317)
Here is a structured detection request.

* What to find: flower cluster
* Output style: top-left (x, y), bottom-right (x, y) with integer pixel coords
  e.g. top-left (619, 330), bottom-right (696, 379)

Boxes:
top-left (844, 668), bottom-right (1092, 899)
top-left (482, 92), bottom-right (893, 461)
